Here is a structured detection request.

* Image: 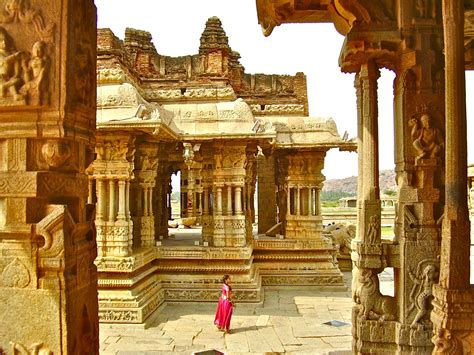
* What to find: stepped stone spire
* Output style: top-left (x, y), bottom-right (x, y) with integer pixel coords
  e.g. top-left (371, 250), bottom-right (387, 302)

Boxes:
top-left (199, 16), bottom-right (231, 53)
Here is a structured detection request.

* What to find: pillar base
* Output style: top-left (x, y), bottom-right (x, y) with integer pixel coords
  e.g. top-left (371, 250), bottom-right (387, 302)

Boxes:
top-left (431, 285), bottom-right (474, 353)
top-left (96, 249), bottom-right (163, 324)
top-left (352, 308), bottom-right (434, 354)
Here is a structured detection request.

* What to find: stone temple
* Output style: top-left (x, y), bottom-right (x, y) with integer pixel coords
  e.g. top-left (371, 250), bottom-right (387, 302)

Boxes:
top-left (0, 0), bottom-right (474, 354)
top-left (91, 17), bottom-right (355, 323)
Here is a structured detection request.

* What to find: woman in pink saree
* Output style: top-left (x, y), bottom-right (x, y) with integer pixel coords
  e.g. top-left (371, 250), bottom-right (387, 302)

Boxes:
top-left (214, 274), bottom-right (234, 333)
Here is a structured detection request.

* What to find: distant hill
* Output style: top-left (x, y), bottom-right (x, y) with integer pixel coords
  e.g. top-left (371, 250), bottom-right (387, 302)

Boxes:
top-left (322, 170), bottom-right (396, 199)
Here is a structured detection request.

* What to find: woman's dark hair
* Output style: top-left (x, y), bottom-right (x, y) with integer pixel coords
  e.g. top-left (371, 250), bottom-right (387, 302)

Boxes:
top-left (223, 274), bottom-right (230, 283)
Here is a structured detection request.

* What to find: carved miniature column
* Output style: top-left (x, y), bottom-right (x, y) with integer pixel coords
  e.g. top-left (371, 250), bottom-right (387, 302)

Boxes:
top-left (296, 185), bottom-right (300, 215)
top-left (117, 180), bottom-right (127, 220)
top-left (203, 189), bottom-right (209, 214)
top-left (314, 188), bottom-right (320, 216)
top-left (227, 185), bottom-right (233, 215)
top-left (431, 0), bottom-right (474, 350)
top-left (143, 187), bottom-right (149, 216)
top-left (0, 1), bottom-right (99, 352)
top-left (287, 186), bottom-right (291, 215)
top-left (216, 187), bottom-right (223, 215)
top-left (96, 178), bottom-right (106, 222)
top-left (109, 180), bottom-right (116, 222)
top-left (307, 187), bottom-right (312, 216)
top-left (126, 180), bottom-right (131, 219)
top-left (88, 178), bottom-right (94, 204)
top-left (235, 186), bottom-right (243, 215)
top-left (198, 191), bottom-right (203, 215)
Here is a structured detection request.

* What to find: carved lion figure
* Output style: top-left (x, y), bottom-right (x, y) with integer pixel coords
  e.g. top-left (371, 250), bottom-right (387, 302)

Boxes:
top-left (354, 268), bottom-right (397, 322)
top-left (432, 328), bottom-right (463, 355)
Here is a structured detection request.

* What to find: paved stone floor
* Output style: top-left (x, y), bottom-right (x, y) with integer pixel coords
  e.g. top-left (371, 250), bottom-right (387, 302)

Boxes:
top-left (100, 272), bottom-right (354, 355)
top-left (99, 246), bottom-right (474, 354)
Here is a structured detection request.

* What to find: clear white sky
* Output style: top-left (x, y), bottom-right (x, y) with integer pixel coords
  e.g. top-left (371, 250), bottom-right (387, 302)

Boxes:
top-left (95, 0), bottom-right (474, 180)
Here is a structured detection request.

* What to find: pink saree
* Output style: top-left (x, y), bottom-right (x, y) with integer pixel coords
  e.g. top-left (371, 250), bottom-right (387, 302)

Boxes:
top-left (214, 284), bottom-right (233, 331)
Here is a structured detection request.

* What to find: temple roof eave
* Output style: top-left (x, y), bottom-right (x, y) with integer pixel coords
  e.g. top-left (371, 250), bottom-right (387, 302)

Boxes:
top-left (96, 119), bottom-right (180, 141)
top-left (177, 132), bottom-right (276, 141)
top-left (275, 141), bottom-right (357, 151)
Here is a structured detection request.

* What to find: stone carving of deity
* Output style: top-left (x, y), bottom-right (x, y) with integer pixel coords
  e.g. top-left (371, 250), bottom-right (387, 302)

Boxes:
top-left (408, 262), bottom-right (438, 329)
top-left (366, 215), bottom-right (380, 244)
top-left (20, 41), bottom-right (48, 105)
top-left (409, 114), bottom-right (444, 161)
top-left (0, 26), bottom-right (23, 102)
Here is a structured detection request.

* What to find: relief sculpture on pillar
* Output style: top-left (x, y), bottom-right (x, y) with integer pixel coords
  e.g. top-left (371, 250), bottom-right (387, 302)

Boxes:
top-left (409, 113), bottom-right (444, 162)
top-left (366, 215), bottom-right (380, 244)
top-left (408, 259), bottom-right (439, 329)
top-left (0, 26), bottom-right (22, 103)
top-left (0, 27), bottom-right (50, 106)
top-left (0, 0), bottom-right (55, 41)
top-left (0, 0), bottom-right (55, 107)
top-left (20, 40), bottom-right (48, 105)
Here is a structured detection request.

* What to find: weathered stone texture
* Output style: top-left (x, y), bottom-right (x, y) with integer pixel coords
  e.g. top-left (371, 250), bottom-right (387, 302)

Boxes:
top-left (0, 0), bottom-right (98, 353)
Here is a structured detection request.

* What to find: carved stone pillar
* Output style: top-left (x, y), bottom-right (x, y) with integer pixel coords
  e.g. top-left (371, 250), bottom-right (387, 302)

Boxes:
top-left (245, 148), bottom-right (257, 240)
top-left (356, 61), bottom-right (382, 248)
top-left (0, 1), bottom-right (99, 352)
top-left (200, 147), bottom-right (214, 244)
top-left (431, 0), bottom-right (474, 350)
top-left (281, 151), bottom-right (326, 240)
top-left (154, 162), bottom-right (171, 240)
top-left (183, 142), bottom-right (195, 218)
top-left (257, 154), bottom-right (277, 233)
top-left (130, 143), bottom-right (159, 248)
top-left (90, 134), bottom-right (135, 257)
top-left (180, 167), bottom-right (188, 218)
top-left (212, 144), bottom-right (247, 247)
